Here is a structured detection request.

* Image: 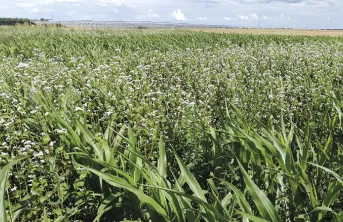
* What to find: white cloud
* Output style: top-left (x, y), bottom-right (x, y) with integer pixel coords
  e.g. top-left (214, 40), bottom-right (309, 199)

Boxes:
top-left (249, 13), bottom-right (258, 20)
top-left (280, 13), bottom-right (285, 20)
top-left (274, 13), bottom-right (290, 20)
top-left (238, 15), bottom-right (249, 20)
top-left (261, 15), bottom-right (268, 20)
top-left (15, 0), bottom-right (81, 5)
top-left (30, 7), bottom-right (39, 13)
top-left (136, 9), bottom-right (160, 21)
top-left (16, 3), bottom-right (36, 8)
top-left (170, 9), bottom-right (186, 21)
top-left (44, 0), bottom-right (80, 3)
top-left (225, 13), bottom-right (269, 21)
top-left (95, 0), bottom-right (126, 6)
top-left (67, 10), bottom-right (76, 15)
top-left (17, 0), bottom-right (125, 6)
top-left (196, 16), bottom-right (207, 20)
top-left (148, 9), bottom-right (160, 19)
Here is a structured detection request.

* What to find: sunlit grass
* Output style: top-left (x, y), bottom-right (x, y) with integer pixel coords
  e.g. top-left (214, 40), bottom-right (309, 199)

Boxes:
top-left (0, 27), bottom-right (343, 221)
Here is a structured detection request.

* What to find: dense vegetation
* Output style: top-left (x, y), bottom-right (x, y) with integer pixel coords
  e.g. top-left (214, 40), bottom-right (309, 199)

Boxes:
top-left (0, 18), bottom-right (32, 26)
top-left (1, 27), bottom-right (343, 221)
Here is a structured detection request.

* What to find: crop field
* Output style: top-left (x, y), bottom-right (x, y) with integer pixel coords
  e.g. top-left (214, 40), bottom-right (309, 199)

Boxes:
top-left (197, 28), bottom-right (343, 37)
top-left (1, 27), bottom-right (343, 221)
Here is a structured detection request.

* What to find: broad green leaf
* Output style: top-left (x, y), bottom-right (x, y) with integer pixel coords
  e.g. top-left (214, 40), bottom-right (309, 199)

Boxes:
top-left (174, 152), bottom-right (207, 202)
top-left (76, 120), bottom-right (103, 160)
top-left (93, 193), bottom-right (121, 222)
top-left (0, 158), bottom-right (24, 222)
top-left (220, 180), bottom-right (252, 215)
top-left (158, 136), bottom-right (167, 178)
top-left (73, 160), bottom-right (168, 219)
top-left (309, 162), bottom-right (343, 183)
top-left (309, 206), bottom-right (336, 215)
top-left (323, 182), bottom-right (343, 207)
top-left (0, 164), bottom-right (10, 222)
top-left (237, 160), bottom-right (282, 222)
top-left (238, 212), bottom-right (271, 222)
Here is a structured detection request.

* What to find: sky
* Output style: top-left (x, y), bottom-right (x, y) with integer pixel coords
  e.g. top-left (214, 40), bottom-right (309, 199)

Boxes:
top-left (0, 0), bottom-right (341, 29)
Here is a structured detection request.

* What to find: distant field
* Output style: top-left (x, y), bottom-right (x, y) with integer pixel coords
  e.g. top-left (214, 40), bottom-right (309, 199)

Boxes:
top-left (2, 24), bottom-right (343, 37)
top-left (192, 28), bottom-right (343, 36)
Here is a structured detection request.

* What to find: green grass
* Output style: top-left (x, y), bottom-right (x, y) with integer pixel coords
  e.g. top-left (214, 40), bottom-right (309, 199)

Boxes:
top-left (0, 27), bottom-right (343, 221)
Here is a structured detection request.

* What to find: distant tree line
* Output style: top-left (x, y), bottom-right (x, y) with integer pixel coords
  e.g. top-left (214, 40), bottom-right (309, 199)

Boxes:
top-left (0, 18), bottom-right (32, 26)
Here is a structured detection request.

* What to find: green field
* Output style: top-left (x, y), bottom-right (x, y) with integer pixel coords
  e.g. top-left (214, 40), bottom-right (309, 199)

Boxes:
top-left (1, 27), bottom-right (343, 221)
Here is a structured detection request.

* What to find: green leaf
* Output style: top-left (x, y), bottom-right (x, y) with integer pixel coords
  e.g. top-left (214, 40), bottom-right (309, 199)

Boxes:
top-left (0, 164), bottom-right (10, 222)
top-left (76, 120), bottom-right (103, 160)
top-left (174, 152), bottom-right (207, 202)
top-left (309, 206), bottom-right (336, 215)
top-left (238, 211), bottom-right (271, 222)
top-left (158, 136), bottom-right (167, 178)
top-left (220, 180), bottom-right (252, 215)
top-left (93, 193), bottom-right (121, 222)
top-left (237, 160), bottom-right (282, 222)
top-left (73, 160), bottom-right (168, 219)
top-left (323, 182), bottom-right (343, 207)
top-left (308, 162), bottom-right (343, 183)
top-left (261, 127), bottom-right (287, 167)
top-left (0, 158), bottom-right (24, 222)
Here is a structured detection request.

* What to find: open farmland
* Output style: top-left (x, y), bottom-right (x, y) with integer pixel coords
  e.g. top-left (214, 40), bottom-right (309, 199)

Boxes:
top-left (198, 28), bottom-right (343, 37)
top-left (32, 20), bottom-right (343, 37)
top-left (1, 27), bottom-right (343, 221)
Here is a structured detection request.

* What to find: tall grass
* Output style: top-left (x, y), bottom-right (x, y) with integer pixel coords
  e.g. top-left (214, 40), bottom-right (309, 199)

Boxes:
top-left (0, 27), bottom-right (342, 221)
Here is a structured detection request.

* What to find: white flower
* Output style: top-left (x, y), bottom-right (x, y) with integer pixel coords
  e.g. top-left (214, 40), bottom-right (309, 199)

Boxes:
top-left (105, 111), bottom-right (113, 116)
top-left (56, 128), bottom-right (68, 134)
top-left (33, 151), bottom-right (44, 157)
top-left (74, 107), bottom-right (84, 112)
top-left (16, 62), bottom-right (30, 68)
top-left (10, 186), bottom-right (17, 192)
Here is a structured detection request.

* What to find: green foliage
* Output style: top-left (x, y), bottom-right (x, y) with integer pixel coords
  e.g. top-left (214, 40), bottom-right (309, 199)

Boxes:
top-left (0, 18), bottom-right (31, 26)
top-left (0, 27), bottom-right (343, 221)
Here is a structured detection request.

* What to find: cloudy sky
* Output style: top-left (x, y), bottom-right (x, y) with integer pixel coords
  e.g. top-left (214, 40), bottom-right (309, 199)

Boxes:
top-left (0, 0), bottom-right (340, 29)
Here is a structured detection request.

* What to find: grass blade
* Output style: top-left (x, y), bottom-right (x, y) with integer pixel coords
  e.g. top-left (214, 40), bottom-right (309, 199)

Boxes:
top-left (0, 159), bottom-right (24, 222)
top-left (0, 164), bottom-right (10, 222)
top-left (174, 152), bottom-right (207, 202)
top-left (158, 136), bottom-right (167, 178)
top-left (237, 160), bottom-right (282, 222)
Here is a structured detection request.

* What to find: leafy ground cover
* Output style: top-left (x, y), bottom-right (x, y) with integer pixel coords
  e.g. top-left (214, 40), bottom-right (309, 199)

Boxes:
top-left (0, 27), bottom-right (343, 221)
top-left (0, 18), bottom-right (32, 26)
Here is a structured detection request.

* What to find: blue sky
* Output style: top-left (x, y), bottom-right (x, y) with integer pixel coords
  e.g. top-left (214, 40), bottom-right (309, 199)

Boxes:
top-left (1, 0), bottom-right (340, 29)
